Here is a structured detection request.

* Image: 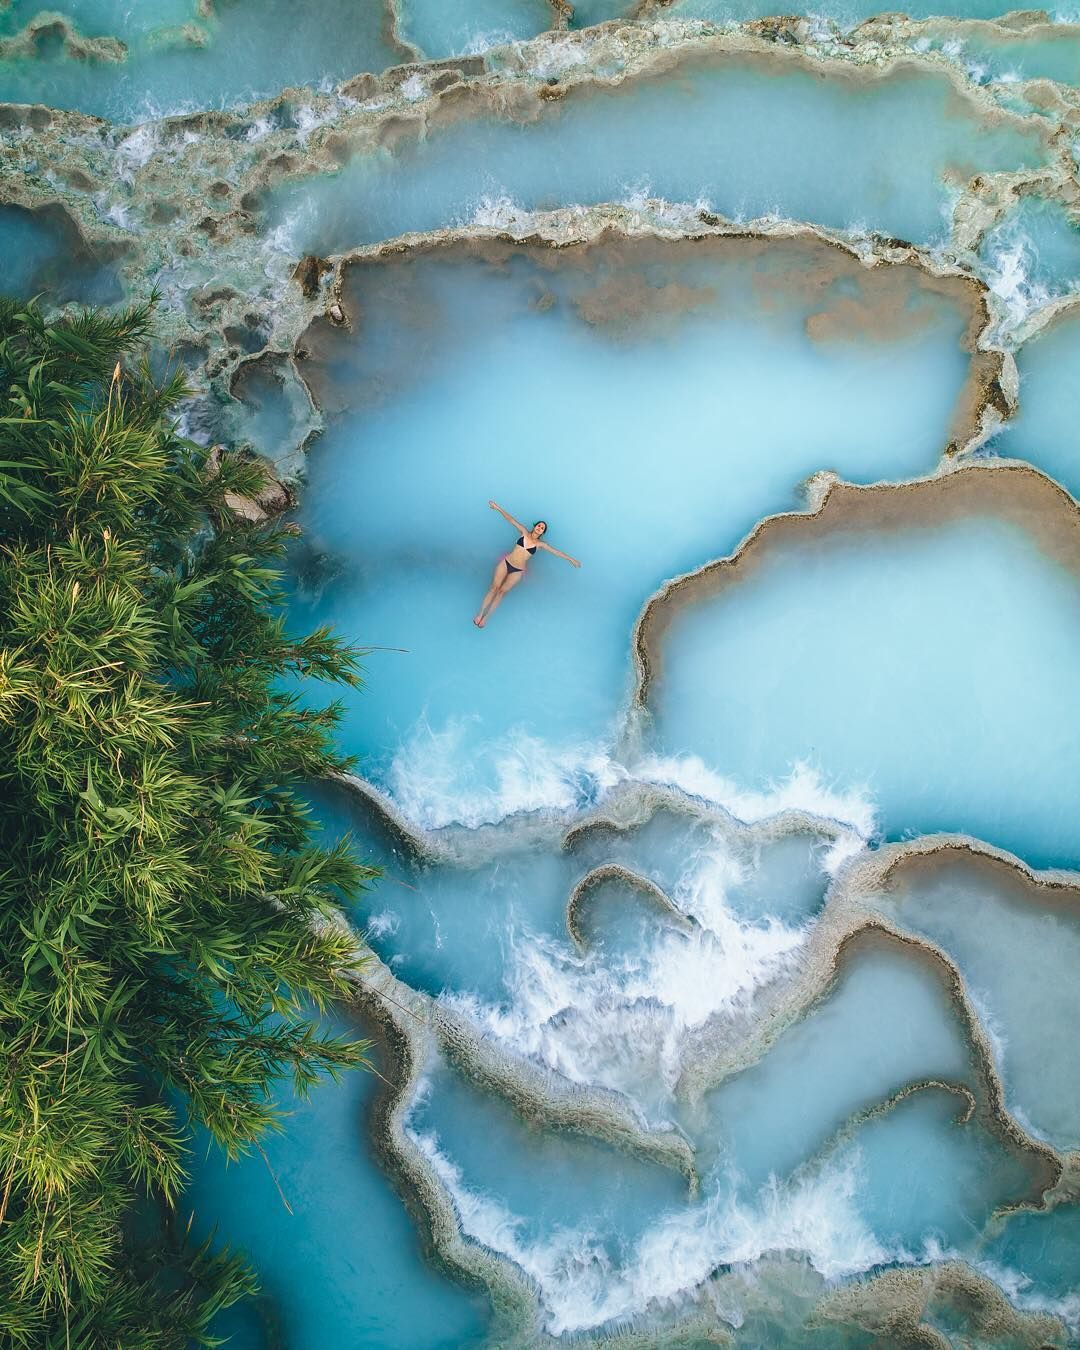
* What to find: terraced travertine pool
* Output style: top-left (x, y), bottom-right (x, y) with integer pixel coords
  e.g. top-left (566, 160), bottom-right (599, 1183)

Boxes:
top-left (5, 0), bottom-right (1080, 1344)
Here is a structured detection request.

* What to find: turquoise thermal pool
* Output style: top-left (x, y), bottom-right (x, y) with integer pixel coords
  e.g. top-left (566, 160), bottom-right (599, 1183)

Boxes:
top-left (878, 849), bottom-right (1080, 1150)
top-left (667, 0), bottom-right (1066, 21)
top-left (1000, 301), bottom-right (1080, 498)
top-left (0, 0), bottom-right (409, 121)
top-left (287, 235), bottom-right (982, 822)
top-left (397, 0), bottom-right (552, 59)
top-left (645, 474), bottom-right (1080, 868)
top-left (7, 0), bottom-right (1080, 1344)
top-left (268, 50), bottom-right (1049, 255)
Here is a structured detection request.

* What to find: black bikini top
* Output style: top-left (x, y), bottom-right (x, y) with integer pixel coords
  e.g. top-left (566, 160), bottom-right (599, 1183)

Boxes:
top-left (517, 535), bottom-right (537, 554)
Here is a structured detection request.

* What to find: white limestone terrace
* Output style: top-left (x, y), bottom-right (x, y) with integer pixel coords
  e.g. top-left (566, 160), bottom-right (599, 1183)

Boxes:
top-left (324, 774), bottom-right (1076, 1345)
top-left (0, 19), bottom-right (1076, 364)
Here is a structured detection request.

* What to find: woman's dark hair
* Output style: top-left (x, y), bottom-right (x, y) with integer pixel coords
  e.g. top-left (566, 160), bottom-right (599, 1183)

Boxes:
top-left (533, 520), bottom-right (548, 534)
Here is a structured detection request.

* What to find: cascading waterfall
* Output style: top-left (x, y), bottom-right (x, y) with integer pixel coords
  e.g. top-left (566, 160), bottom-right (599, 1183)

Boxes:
top-left (5, 1), bottom-right (1080, 1345)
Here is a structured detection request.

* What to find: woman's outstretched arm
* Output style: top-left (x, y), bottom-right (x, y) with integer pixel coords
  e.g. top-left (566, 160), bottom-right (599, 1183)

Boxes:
top-left (538, 541), bottom-right (581, 567)
top-left (489, 500), bottom-right (526, 532)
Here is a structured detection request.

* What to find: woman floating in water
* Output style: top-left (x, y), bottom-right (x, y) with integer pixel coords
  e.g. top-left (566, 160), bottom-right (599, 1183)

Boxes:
top-left (474, 500), bottom-right (581, 628)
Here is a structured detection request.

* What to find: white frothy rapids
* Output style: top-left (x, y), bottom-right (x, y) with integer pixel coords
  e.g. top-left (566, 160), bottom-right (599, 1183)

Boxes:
top-left (385, 719), bottom-right (623, 829)
top-left (385, 716), bottom-right (878, 853)
top-left (986, 235), bottom-right (1050, 334)
top-left (462, 29), bottom-right (521, 57)
top-left (113, 124), bottom-right (162, 177)
top-left (442, 844), bottom-right (807, 1111)
top-left (463, 192), bottom-right (535, 232)
top-left (411, 1126), bottom-right (889, 1336)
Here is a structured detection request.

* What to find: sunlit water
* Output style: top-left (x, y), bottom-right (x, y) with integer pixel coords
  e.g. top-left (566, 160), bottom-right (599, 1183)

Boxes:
top-left (183, 1008), bottom-right (487, 1349)
top-left (397, 0), bottom-right (552, 58)
top-left (915, 21), bottom-right (1080, 88)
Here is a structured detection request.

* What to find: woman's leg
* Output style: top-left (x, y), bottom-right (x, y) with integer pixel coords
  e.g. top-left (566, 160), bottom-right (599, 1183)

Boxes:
top-left (480, 569), bottom-right (522, 624)
top-left (475, 560), bottom-right (509, 626)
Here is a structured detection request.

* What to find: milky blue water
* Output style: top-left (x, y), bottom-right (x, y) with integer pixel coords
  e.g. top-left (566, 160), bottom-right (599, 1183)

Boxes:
top-left (701, 939), bottom-right (974, 1182)
top-left (409, 1058), bottom-right (688, 1250)
top-left (399, 938), bottom-right (1045, 1336)
top-left (308, 779), bottom-right (838, 1122)
top-left (0, 0), bottom-right (406, 121)
top-left (287, 241), bottom-right (975, 821)
top-left (925, 23), bottom-right (1080, 87)
top-left (667, 0), bottom-right (1053, 19)
top-left (995, 305), bottom-right (1080, 504)
top-left (983, 195), bottom-right (1080, 319)
top-left (183, 1008), bottom-right (487, 1349)
top-left (569, 810), bottom-right (832, 929)
top-left (652, 514), bottom-right (1080, 868)
top-left (227, 359), bottom-right (314, 466)
top-left (881, 855), bottom-right (1080, 1150)
top-left (1, 1), bottom-right (196, 42)
top-left (843, 1085), bottom-right (1041, 1254)
top-left (309, 780), bottom-right (583, 1001)
top-left (398, 0), bottom-right (552, 58)
top-left (980, 1202), bottom-right (1080, 1330)
top-left (270, 55), bottom-right (1047, 254)
top-left (568, 0), bottom-right (639, 25)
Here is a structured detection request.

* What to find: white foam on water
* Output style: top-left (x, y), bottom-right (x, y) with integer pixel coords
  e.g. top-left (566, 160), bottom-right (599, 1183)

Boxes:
top-left (412, 1126), bottom-right (889, 1335)
top-left (819, 829), bottom-right (868, 878)
top-left (294, 104), bottom-right (324, 141)
top-left (619, 182), bottom-right (715, 230)
top-left (365, 909), bottom-right (400, 938)
top-left (113, 124), bottom-right (162, 176)
top-left (384, 720), bottom-right (879, 840)
top-left (965, 987), bottom-right (1008, 1078)
top-left (1008, 1103), bottom-right (1049, 1146)
top-left (264, 194), bottom-right (318, 258)
top-left (462, 29), bottom-right (518, 56)
top-left (975, 1259), bottom-right (1080, 1335)
top-left (385, 718), bottom-right (624, 830)
top-left (985, 235), bottom-right (1050, 332)
top-left (442, 856), bottom-right (805, 1104)
top-left (634, 753), bottom-right (879, 841)
top-left (528, 37), bottom-right (592, 80)
top-left (99, 199), bottom-right (137, 231)
top-left (464, 192), bottom-right (530, 230)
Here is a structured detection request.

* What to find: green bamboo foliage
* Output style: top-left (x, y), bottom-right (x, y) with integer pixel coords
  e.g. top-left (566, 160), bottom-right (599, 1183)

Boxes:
top-left (0, 299), bottom-right (377, 1346)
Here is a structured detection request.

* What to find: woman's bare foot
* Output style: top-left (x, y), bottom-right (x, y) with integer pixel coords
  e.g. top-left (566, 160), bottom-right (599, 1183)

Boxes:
top-left (473, 615), bottom-right (486, 627)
